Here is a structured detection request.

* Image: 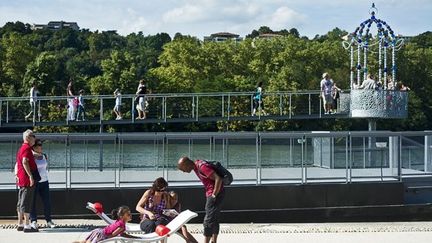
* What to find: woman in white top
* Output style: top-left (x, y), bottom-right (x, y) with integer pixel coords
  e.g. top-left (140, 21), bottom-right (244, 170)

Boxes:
top-left (29, 139), bottom-right (56, 229)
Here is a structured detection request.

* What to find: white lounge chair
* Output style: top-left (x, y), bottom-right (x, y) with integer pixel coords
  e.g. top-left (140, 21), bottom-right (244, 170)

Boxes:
top-left (86, 202), bottom-right (198, 243)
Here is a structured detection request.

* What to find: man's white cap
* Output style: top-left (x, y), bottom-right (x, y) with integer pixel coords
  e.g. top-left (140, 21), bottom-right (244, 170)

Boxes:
top-left (322, 73), bottom-right (329, 79)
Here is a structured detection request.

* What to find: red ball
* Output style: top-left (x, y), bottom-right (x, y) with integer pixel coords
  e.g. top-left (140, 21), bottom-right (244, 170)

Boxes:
top-left (155, 225), bottom-right (170, 236)
top-left (94, 202), bottom-right (103, 214)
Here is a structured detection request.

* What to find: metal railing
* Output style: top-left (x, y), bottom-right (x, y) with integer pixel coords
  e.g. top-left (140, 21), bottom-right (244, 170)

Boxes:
top-left (0, 130), bottom-right (430, 189)
top-left (0, 90), bottom-right (408, 127)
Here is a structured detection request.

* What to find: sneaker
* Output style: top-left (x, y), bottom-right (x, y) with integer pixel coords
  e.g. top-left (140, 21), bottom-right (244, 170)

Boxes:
top-left (17, 225), bottom-right (24, 231)
top-left (23, 226), bottom-right (38, 233)
top-left (47, 221), bottom-right (57, 228)
top-left (30, 221), bottom-right (38, 229)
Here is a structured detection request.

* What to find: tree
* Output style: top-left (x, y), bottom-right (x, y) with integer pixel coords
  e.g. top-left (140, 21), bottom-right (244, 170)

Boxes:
top-left (1, 32), bottom-right (36, 90)
top-left (23, 52), bottom-right (64, 95)
top-left (0, 21), bottom-right (31, 37)
top-left (88, 50), bottom-right (138, 95)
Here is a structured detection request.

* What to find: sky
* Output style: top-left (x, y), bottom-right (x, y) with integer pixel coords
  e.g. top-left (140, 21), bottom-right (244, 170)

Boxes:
top-left (0, 0), bottom-right (431, 39)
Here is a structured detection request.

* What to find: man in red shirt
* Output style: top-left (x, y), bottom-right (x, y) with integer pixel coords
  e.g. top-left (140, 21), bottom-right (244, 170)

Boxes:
top-left (15, 129), bottom-right (38, 232)
top-left (178, 157), bottom-right (225, 243)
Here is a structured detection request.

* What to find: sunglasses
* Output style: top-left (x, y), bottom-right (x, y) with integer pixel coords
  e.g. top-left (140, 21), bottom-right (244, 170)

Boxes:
top-left (156, 188), bottom-right (166, 192)
top-left (29, 134), bottom-right (35, 138)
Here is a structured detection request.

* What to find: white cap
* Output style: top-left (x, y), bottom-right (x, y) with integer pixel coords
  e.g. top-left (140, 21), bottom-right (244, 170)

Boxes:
top-left (322, 73), bottom-right (329, 79)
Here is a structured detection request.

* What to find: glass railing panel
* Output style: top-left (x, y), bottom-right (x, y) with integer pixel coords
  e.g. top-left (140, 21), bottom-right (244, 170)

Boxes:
top-left (226, 138), bottom-right (257, 168)
top-left (165, 137), bottom-right (212, 184)
top-left (119, 137), bottom-right (164, 185)
top-left (69, 138), bottom-right (117, 169)
top-left (223, 137), bottom-right (257, 183)
top-left (350, 134), bottom-right (393, 180)
top-left (189, 138), bottom-right (212, 161)
top-left (401, 135), bottom-right (425, 174)
top-left (334, 137), bottom-right (349, 169)
top-left (42, 140), bottom-right (67, 170)
top-left (120, 139), bottom-right (163, 169)
top-left (68, 136), bottom-right (117, 187)
top-left (0, 140), bottom-right (18, 171)
top-left (305, 135), bottom-right (348, 182)
top-left (260, 136), bottom-right (303, 182)
top-left (166, 139), bottom-right (193, 164)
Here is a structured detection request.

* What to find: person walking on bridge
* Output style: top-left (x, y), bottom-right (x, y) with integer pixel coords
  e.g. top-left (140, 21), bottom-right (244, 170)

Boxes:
top-left (252, 81), bottom-right (266, 116)
top-left (178, 157), bottom-right (225, 243)
top-left (25, 82), bottom-right (39, 120)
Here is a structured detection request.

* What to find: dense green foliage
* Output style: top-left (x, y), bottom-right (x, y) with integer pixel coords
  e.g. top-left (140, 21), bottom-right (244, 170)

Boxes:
top-left (0, 22), bottom-right (430, 132)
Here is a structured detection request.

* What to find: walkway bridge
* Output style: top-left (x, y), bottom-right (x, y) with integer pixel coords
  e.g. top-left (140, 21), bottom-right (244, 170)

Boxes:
top-left (0, 90), bottom-right (408, 128)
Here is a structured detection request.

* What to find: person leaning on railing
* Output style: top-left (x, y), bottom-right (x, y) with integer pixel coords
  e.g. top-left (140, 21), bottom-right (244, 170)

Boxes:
top-left (354, 74), bottom-right (377, 90)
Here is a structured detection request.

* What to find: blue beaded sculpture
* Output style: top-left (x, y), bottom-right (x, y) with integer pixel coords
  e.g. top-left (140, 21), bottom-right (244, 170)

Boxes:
top-left (342, 3), bottom-right (404, 90)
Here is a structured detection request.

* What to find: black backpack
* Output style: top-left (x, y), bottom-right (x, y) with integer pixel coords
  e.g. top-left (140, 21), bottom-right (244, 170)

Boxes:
top-left (198, 160), bottom-right (233, 186)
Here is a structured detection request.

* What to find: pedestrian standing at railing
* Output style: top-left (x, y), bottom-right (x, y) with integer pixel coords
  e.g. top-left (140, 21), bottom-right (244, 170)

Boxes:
top-left (320, 73), bottom-right (334, 115)
top-left (29, 139), bottom-right (56, 229)
top-left (332, 82), bottom-right (343, 113)
top-left (25, 82), bottom-right (39, 120)
top-left (76, 89), bottom-right (85, 121)
top-left (354, 74), bottom-right (376, 90)
top-left (113, 88), bottom-right (123, 120)
top-left (400, 83), bottom-right (411, 91)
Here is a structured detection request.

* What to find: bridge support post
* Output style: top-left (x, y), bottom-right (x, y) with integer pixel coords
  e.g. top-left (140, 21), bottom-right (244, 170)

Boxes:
top-left (368, 119), bottom-right (377, 168)
top-left (425, 133), bottom-right (432, 173)
top-left (99, 124), bottom-right (103, 172)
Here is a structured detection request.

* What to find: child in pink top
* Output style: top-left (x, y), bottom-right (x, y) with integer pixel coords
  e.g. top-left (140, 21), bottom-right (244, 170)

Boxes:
top-left (75, 206), bottom-right (132, 243)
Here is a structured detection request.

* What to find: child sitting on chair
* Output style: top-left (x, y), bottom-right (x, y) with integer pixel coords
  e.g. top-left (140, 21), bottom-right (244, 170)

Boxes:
top-left (75, 206), bottom-right (133, 243)
top-left (167, 191), bottom-right (198, 243)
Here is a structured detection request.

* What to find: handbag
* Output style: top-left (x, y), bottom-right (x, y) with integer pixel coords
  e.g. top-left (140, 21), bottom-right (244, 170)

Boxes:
top-left (31, 169), bottom-right (41, 182)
